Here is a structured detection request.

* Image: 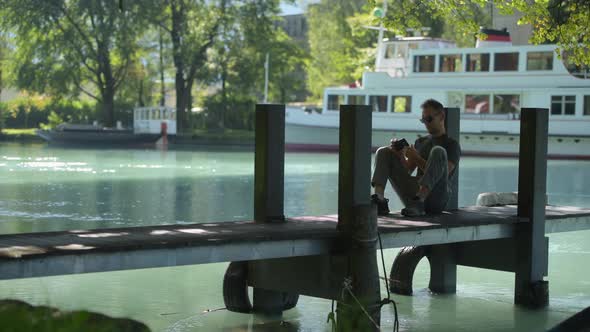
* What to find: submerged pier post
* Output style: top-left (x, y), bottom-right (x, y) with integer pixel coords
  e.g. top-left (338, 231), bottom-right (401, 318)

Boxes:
top-left (252, 103), bottom-right (287, 315)
top-left (336, 104), bottom-right (381, 331)
top-left (515, 108), bottom-right (549, 308)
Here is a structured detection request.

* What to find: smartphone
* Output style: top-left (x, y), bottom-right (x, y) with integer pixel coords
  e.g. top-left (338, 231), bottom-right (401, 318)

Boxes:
top-left (393, 138), bottom-right (409, 151)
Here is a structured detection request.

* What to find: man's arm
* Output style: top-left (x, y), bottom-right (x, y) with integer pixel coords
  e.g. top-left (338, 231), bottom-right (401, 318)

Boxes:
top-left (448, 161), bottom-right (456, 175)
top-left (406, 145), bottom-right (425, 172)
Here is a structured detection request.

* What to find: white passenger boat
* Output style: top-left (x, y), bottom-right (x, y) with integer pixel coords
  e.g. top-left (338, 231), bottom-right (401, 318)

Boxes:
top-left (285, 29), bottom-right (590, 159)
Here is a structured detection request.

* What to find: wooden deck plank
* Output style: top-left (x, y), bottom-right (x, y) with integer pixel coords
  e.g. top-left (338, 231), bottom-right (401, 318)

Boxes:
top-left (0, 205), bottom-right (589, 280)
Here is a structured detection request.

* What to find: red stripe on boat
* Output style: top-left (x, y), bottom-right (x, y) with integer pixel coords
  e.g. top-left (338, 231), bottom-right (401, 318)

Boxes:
top-left (484, 34), bottom-right (511, 42)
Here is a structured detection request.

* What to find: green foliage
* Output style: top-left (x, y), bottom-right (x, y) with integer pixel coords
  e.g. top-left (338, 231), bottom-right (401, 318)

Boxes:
top-left (306, 0), bottom-right (372, 100)
top-left (0, 299), bottom-right (150, 332)
top-left (0, 0), bottom-right (152, 126)
top-left (0, 102), bottom-right (5, 132)
top-left (198, 0), bottom-right (306, 130)
top-left (1, 95), bottom-right (97, 129)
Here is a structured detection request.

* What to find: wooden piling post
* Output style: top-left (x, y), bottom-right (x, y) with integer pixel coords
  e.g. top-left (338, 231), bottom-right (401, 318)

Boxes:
top-left (515, 108), bottom-right (549, 308)
top-left (252, 103), bottom-right (287, 316)
top-left (427, 107), bottom-right (461, 294)
top-left (254, 104), bottom-right (285, 224)
top-left (336, 105), bottom-right (381, 331)
top-left (444, 107), bottom-right (460, 211)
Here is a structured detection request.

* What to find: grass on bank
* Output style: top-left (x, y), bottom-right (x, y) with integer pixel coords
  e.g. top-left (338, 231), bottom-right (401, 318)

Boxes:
top-left (1, 128), bottom-right (37, 136)
top-left (0, 128), bottom-right (41, 142)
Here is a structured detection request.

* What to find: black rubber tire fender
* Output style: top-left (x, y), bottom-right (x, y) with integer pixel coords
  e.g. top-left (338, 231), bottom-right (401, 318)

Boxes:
top-left (389, 246), bottom-right (428, 295)
top-left (223, 261), bottom-right (300, 313)
top-left (223, 261), bottom-right (252, 313)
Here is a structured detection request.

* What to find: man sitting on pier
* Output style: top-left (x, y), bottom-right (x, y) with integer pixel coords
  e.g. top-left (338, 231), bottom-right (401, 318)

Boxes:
top-left (371, 99), bottom-right (461, 217)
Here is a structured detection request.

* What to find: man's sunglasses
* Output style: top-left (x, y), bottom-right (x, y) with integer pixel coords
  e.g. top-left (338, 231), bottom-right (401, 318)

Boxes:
top-left (420, 115), bottom-right (436, 124)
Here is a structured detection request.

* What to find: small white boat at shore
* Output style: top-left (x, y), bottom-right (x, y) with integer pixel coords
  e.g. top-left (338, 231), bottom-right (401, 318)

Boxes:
top-left (285, 29), bottom-right (590, 159)
top-left (37, 107), bottom-right (177, 147)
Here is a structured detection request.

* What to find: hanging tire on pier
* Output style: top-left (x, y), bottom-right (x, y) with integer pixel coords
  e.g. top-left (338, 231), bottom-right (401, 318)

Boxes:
top-left (223, 261), bottom-right (299, 313)
top-left (389, 246), bottom-right (429, 295)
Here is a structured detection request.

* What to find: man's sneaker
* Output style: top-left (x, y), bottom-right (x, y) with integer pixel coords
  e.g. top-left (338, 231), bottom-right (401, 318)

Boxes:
top-left (401, 197), bottom-right (426, 217)
top-left (371, 194), bottom-right (390, 216)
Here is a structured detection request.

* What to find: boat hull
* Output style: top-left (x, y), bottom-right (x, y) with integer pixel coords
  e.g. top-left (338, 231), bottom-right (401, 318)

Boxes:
top-left (37, 130), bottom-right (161, 146)
top-left (285, 123), bottom-right (590, 160)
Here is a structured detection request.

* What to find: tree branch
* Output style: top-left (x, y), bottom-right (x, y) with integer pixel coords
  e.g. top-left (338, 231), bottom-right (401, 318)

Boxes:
top-left (72, 76), bottom-right (100, 101)
top-left (51, 2), bottom-right (99, 59)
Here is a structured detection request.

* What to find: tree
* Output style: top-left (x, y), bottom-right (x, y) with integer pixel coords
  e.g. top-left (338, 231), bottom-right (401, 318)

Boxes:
top-left (0, 0), bottom-right (151, 127)
top-left (154, 0), bottom-right (226, 132)
top-left (0, 30), bottom-right (9, 103)
top-left (199, 0), bottom-right (306, 130)
top-left (369, 0), bottom-right (590, 65)
top-left (306, 0), bottom-right (372, 100)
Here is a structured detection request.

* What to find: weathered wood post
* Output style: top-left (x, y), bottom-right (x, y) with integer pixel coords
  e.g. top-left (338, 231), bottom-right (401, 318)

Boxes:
top-left (444, 107), bottom-right (460, 211)
top-left (252, 103), bottom-right (286, 315)
top-left (515, 108), bottom-right (549, 308)
top-left (336, 104), bottom-right (381, 331)
top-left (428, 107), bottom-right (460, 294)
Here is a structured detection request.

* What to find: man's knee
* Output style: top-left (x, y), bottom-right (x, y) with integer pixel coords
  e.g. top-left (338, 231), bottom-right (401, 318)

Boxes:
top-left (429, 146), bottom-right (447, 161)
top-left (375, 146), bottom-right (392, 162)
top-left (376, 146), bottom-right (390, 157)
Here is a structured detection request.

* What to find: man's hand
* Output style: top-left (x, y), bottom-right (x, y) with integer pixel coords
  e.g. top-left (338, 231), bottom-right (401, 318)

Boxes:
top-left (389, 138), bottom-right (407, 159)
top-left (405, 145), bottom-right (420, 162)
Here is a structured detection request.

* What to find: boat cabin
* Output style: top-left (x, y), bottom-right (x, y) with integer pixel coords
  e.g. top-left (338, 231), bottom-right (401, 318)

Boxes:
top-left (323, 29), bottom-right (590, 119)
top-left (133, 107), bottom-right (177, 135)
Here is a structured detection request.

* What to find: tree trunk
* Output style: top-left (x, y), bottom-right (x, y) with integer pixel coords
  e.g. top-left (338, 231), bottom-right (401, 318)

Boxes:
top-left (138, 78), bottom-right (145, 107)
top-left (171, 0), bottom-right (187, 132)
top-left (159, 28), bottom-right (166, 107)
top-left (103, 86), bottom-right (115, 127)
top-left (175, 74), bottom-right (187, 132)
top-left (220, 65), bottom-right (227, 130)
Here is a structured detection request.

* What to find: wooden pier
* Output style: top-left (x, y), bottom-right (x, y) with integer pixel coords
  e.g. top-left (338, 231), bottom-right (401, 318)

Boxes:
top-left (2, 105), bottom-right (590, 331)
top-left (1, 206), bottom-right (588, 279)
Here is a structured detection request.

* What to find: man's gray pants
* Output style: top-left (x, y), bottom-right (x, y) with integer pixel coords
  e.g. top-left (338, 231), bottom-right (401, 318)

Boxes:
top-left (371, 146), bottom-right (450, 213)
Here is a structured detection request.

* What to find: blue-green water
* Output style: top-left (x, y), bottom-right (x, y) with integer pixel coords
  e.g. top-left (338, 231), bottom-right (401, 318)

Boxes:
top-left (0, 142), bottom-right (589, 331)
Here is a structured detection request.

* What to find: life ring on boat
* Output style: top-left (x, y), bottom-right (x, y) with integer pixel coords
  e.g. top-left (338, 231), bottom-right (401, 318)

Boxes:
top-left (389, 246), bottom-right (429, 295)
top-left (223, 261), bottom-right (299, 313)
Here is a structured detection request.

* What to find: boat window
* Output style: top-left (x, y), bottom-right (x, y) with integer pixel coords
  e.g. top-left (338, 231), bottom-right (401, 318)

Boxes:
top-left (327, 95), bottom-right (344, 111)
top-left (494, 52), bottom-right (519, 71)
top-left (369, 95), bottom-right (388, 112)
top-left (527, 51), bottom-right (553, 70)
top-left (391, 96), bottom-right (412, 113)
top-left (551, 95), bottom-right (576, 115)
top-left (466, 53), bottom-right (490, 72)
top-left (585, 96), bottom-right (590, 116)
top-left (385, 44), bottom-right (396, 59)
top-left (347, 95), bottom-right (366, 105)
top-left (413, 55), bottom-right (435, 72)
top-left (395, 43), bottom-right (408, 58)
top-left (439, 54), bottom-right (462, 72)
top-left (163, 110), bottom-right (168, 119)
top-left (170, 111), bottom-right (176, 120)
top-left (493, 94), bottom-right (520, 114)
top-left (465, 94), bottom-right (490, 113)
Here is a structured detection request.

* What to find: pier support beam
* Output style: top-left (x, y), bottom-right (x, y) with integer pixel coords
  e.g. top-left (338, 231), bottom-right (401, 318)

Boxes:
top-left (424, 107), bottom-right (461, 294)
top-left (336, 104), bottom-right (381, 331)
top-left (515, 108), bottom-right (549, 308)
top-left (251, 104), bottom-right (289, 316)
